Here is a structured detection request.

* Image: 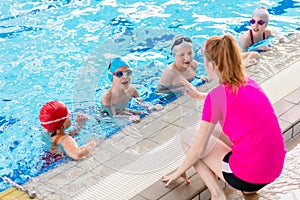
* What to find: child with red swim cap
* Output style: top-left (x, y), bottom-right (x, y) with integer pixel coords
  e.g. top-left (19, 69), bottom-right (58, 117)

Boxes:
top-left (39, 100), bottom-right (98, 160)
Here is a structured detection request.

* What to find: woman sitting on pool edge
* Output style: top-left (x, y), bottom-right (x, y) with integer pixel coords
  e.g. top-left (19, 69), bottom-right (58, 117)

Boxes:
top-left (156, 35), bottom-right (198, 94)
top-left (39, 100), bottom-right (99, 160)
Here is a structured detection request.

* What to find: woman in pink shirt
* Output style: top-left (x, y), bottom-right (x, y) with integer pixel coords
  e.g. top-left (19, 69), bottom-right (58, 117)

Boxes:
top-left (162, 34), bottom-right (286, 199)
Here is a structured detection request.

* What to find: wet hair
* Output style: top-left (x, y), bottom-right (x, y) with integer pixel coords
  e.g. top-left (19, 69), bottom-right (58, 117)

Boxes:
top-left (252, 6), bottom-right (270, 25)
top-left (204, 34), bottom-right (246, 93)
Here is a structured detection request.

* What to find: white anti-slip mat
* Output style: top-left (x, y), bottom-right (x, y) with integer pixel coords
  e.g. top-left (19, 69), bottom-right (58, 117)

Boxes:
top-left (73, 134), bottom-right (186, 200)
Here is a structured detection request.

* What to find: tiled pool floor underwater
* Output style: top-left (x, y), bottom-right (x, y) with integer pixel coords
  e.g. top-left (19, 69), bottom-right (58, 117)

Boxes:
top-left (1, 32), bottom-right (300, 200)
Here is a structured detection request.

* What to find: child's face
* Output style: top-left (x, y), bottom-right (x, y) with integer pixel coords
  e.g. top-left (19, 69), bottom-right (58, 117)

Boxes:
top-left (250, 16), bottom-right (267, 34)
top-left (112, 66), bottom-right (132, 89)
top-left (174, 46), bottom-right (194, 69)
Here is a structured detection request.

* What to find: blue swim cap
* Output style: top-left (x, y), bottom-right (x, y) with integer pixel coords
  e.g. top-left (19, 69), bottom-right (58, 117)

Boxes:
top-left (108, 57), bottom-right (130, 81)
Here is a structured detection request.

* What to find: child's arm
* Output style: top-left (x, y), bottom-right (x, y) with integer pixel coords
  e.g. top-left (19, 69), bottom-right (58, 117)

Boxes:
top-left (68, 113), bottom-right (87, 136)
top-left (59, 135), bottom-right (98, 160)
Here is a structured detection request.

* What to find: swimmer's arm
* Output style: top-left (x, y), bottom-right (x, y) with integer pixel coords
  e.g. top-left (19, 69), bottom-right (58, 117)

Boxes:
top-left (101, 104), bottom-right (113, 116)
top-left (59, 136), bottom-right (97, 160)
top-left (239, 32), bottom-right (251, 50)
top-left (132, 88), bottom-right (139, 98)
top-left (102, 90), bottom-right (112, 106)
top-left (68, 113), bottom-right (88, 136)
top-left (101, 91), bottom-right (114, 115)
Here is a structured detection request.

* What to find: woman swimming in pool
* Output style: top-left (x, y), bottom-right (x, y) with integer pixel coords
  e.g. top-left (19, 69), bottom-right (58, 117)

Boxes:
top-left (240, 6), bottom-right (286, 67)
top-left (240, 6), bottom-right (285, 51)
top-left (39, 100), bottom-right (98, 160)
top-left (156, 35), bottom-right (198, 93)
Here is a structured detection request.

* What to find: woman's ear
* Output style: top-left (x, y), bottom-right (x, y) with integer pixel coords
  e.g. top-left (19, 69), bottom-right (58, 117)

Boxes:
top-left (208, 61), bottom-right (215, 71)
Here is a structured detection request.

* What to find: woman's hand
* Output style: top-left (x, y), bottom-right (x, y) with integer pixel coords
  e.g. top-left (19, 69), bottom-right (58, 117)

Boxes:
top-left (162, 171), bottom-right (190, 187)
top-left (180, 77), bottom-right (207, 100)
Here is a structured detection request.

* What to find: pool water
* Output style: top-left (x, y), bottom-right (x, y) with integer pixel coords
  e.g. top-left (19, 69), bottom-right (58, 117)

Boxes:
top-left (0, 0), bottom-right (299, 192)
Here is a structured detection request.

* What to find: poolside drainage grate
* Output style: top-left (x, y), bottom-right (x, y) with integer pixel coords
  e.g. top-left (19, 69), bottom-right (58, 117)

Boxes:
top-left (73, 135), bottom-right (185, 200)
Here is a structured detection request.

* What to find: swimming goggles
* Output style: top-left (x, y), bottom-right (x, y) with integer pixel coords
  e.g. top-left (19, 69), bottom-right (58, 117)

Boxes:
top-left (40, 114), bottom-right (71, 125)
top-left (250, 19), bottom-right (266, 25)
top-left (113, 70), bottom-right (132, 78)
top-left (171, 37), bottom-right (192, 50)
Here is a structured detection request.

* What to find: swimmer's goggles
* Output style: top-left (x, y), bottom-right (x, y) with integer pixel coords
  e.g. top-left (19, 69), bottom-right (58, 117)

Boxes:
top-left (171, 37), bottom-right (192, 50)
top-left (250, 19), bottom-right (266, 25)
top-left (113, 70), bottom-right (132, 78)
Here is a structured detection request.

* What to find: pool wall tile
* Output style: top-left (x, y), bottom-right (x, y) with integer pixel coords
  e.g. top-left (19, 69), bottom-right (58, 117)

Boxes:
top-left (278, 118), bottom-right (293, 133)
top-left (283, 127), bottom-right (293, 142)
top-left (172, 109), bottom-right (201, 129)
top-left (148, 124), bottom-right (184, 145)
top-left (284, 87), bottom-right (300, 104)
top-left (273, 99), bottom-right (295, 116)
top-left (279, 105), bottom-right (300, 124)
top-left (293, 121), bottom-right (300, 137)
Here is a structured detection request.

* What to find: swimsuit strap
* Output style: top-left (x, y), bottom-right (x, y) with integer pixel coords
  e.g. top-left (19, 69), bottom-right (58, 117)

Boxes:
top-left (53, 134), bottom-right (64, 145)
top-left (250, 29), bottom-right (254, 46)
top-left (263, 32), bottom-right (265, 40)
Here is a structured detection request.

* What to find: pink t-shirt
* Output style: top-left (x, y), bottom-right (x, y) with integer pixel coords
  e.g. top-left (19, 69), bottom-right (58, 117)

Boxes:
top-left (202, 77), bottom-right (286, 184)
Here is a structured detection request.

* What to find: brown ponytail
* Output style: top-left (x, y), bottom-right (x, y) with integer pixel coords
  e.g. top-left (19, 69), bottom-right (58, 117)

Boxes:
top-left (204, 34), bottom-right (246, 93)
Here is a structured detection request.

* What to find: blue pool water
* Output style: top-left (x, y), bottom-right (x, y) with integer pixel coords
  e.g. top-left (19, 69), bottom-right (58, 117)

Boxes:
top-left (0, 0), bottom-right (299, 192)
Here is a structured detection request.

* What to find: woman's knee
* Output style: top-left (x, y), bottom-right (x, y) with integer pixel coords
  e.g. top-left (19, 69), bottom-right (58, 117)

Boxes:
top-left (180, 126), bottom-right (198, 151)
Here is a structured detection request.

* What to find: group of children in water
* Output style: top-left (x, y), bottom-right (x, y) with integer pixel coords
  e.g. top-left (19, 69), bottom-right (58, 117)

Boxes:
top-left (38, 6), bottom-right (286, 199)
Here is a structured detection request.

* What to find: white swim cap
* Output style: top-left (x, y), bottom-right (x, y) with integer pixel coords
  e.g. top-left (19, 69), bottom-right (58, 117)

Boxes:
top-left (252, 6), bottom-right (269, 24)
top-left (171, 35), bottom-right (193, 55)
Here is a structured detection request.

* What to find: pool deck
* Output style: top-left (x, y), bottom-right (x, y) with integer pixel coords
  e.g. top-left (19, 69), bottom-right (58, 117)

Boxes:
top-left (2, 32), bottom-right (300, 200)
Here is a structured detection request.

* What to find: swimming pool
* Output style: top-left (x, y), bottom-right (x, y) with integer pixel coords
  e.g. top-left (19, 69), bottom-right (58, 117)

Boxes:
top-left (1, 0), bottom-right (299, 192)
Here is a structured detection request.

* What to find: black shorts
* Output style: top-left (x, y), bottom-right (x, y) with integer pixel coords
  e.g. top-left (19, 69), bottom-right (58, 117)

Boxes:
top-left (222, 152), bottom-right (269, 192)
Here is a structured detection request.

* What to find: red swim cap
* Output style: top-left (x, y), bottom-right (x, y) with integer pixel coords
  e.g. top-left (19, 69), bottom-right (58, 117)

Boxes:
top-left (39, 100), bottom-right (69, 132)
